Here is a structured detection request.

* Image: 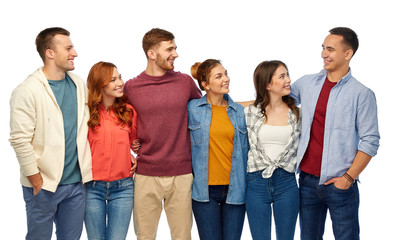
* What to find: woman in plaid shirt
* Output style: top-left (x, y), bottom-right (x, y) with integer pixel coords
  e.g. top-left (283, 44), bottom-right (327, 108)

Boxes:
top-left (244, 60), bottom-right (301, 240)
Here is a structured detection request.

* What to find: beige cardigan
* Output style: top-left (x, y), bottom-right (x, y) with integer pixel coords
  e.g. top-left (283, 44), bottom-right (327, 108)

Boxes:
top-left (9, 67), bottom-right (92, 192)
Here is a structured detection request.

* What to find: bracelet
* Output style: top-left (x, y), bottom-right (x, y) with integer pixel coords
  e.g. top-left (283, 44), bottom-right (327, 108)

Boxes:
top-left (343, 173), bottom-right (355, 184)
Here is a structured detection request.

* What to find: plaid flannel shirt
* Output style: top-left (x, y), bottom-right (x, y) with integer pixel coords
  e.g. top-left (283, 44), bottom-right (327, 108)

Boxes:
top-left (244, 104), bottom-right (301, 178)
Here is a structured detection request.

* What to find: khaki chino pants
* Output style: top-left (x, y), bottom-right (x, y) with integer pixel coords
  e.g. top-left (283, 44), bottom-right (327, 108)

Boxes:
top-left (133, 173), bottom-right (193, 240)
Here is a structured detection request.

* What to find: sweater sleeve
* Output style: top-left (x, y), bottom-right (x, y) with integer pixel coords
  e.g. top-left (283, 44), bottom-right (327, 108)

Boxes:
top-left (9, 84), bottom-right (40, 177)
top-left (188, 76), bottom-right (202, 100)
top-left (129, 105), bottom-right (138, 142)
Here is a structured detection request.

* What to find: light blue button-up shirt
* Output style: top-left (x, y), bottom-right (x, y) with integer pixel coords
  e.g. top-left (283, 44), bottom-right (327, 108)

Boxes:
top-left (290, 69), bottom-right (380, 184)
top-left (187, 94), bottom-right (248, 204)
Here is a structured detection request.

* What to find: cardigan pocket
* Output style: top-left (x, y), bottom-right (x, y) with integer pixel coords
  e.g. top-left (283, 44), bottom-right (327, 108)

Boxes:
top-left (188, 122), bottom-right (202, 146)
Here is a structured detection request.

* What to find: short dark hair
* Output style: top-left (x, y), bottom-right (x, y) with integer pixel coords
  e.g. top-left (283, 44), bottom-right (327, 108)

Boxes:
top-left (36, 27), bottom-right (70, 62)
top-left (329, 27), bottom-right (359, 56)
top-left (142, 28), bottom-right (175, 58)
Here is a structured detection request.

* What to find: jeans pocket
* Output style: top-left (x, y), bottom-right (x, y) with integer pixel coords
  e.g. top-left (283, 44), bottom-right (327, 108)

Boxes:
top-left (331, 183), bottom-right (353, 193)
top-left (120, 177), bottom-right (134, 188)
top-left (32, 188), bottom-right (53, 206)
top-left (279, 169), bottom-right (295, 178)
top-left (85, 181), bottom-right (94, 189)
top-left (247, 171), bottom-right (259, 182)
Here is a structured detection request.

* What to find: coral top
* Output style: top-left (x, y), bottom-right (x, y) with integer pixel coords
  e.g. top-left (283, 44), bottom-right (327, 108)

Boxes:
top-left (88, 104), bottom-right (138, 181)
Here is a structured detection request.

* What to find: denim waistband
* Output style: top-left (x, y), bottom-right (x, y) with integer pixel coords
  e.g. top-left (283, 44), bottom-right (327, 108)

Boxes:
top-left (89, 177), bottom-right (133, 188)
top-left (300, 171), bottom-right (320, 178)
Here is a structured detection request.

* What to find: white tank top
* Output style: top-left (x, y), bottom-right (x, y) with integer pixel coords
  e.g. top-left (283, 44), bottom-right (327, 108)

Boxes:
top-left (258, 124), bottom-right (292, 161)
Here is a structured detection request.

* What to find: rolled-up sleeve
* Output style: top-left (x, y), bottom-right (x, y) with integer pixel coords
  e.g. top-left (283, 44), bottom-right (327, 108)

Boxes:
top-left (356, 88), bottom-right (380, 157)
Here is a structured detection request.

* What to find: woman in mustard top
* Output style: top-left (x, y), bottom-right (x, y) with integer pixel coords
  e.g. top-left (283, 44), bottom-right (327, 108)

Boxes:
top-left (188, 59), bottom-right (249, 240)
top-left (85, 61), bottom-right (138, 240)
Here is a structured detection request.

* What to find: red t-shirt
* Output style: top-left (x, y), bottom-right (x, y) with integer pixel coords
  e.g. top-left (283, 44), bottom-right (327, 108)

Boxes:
top-left (124, 71), bottom-right (202, 176)
top-left (88, 104), bottom-right (138, 181)
top-left (300, 77), bottom-right (337, 176)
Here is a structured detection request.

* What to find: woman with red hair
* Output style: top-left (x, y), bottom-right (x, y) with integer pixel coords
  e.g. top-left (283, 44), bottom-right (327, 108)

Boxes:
top-left (84, 61), bottom-right (137, 240)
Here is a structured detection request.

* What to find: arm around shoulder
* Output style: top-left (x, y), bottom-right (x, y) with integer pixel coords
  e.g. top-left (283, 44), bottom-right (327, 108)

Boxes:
top-left (237, 100), bottom-right (254, 108)
top-left (290, 79), bottom-right (302, 106)
top-left (188, 75), bottom-right (202, 100)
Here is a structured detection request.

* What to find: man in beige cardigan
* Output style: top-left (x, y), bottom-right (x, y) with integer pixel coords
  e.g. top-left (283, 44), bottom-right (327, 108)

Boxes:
top-left (9, 27), bottom-right (92, 240)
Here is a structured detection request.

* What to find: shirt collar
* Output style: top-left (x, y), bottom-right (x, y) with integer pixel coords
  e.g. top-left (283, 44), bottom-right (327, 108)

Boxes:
top-left (318, 68), bottom-right (353, 85)
top-left (197, 94), bottom-right (237, 111)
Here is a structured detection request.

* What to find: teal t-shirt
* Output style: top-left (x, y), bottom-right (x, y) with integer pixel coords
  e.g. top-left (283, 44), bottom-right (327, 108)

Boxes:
top-left (48, 74), bottom-right (81, 185)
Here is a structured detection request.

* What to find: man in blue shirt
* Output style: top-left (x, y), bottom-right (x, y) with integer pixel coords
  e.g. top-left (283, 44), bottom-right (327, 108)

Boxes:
top-left (291, 27), bottom-right (380, 240)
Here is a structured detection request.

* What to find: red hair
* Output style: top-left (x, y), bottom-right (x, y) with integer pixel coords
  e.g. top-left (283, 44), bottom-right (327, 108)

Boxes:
top-left (87, 61), bottom-right (133, 130)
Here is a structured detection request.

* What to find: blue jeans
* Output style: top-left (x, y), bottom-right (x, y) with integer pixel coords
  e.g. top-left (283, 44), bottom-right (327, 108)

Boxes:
top-left (84, 177), bottom-right (134, 240)
top-left (22, 182), bottom-right (86, 240)
top-left (246, 168), bottom-right (299, 240)
top-left (192, 185), bottom-right (245, 240)
top-left (299, 172), bottom-right (360, 240)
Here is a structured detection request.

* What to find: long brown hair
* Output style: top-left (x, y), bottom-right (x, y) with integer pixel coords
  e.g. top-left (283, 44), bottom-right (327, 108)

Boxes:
top-left (253, 60), bottom-right (299, 121)
top-left (87, 61), bottom-right (132, 130)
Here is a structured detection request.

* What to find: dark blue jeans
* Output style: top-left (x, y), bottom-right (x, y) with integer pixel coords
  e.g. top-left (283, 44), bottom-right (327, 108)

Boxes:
top-left (246, 168), bottom-right (299, 240)
top-left (192, 185), bottom-right (245, 240)
top-left (299, 172), bottom-right (360, 240)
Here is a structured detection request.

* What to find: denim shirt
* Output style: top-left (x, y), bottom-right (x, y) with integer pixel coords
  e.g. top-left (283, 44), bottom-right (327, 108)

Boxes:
top-left (290, 69), bottom-right (380, 184)
top-left (188, 94), bottom-right (249, 204)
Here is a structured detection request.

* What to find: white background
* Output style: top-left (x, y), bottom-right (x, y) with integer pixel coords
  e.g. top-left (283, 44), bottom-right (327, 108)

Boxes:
top-left (1, 0), bottom-right (394, 239)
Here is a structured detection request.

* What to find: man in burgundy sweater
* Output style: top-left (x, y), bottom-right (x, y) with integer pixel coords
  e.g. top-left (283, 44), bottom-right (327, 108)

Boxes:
top-left (124, 28), bottom-right (202, 240)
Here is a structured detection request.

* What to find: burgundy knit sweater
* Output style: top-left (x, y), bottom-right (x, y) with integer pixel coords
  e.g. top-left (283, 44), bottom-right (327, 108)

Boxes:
top-left (125, 70), bottom-right (202, 176)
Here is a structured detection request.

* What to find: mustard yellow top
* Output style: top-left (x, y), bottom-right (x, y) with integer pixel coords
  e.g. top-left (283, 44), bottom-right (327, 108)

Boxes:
top-left (208, 105), bottom-right (235, 185)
